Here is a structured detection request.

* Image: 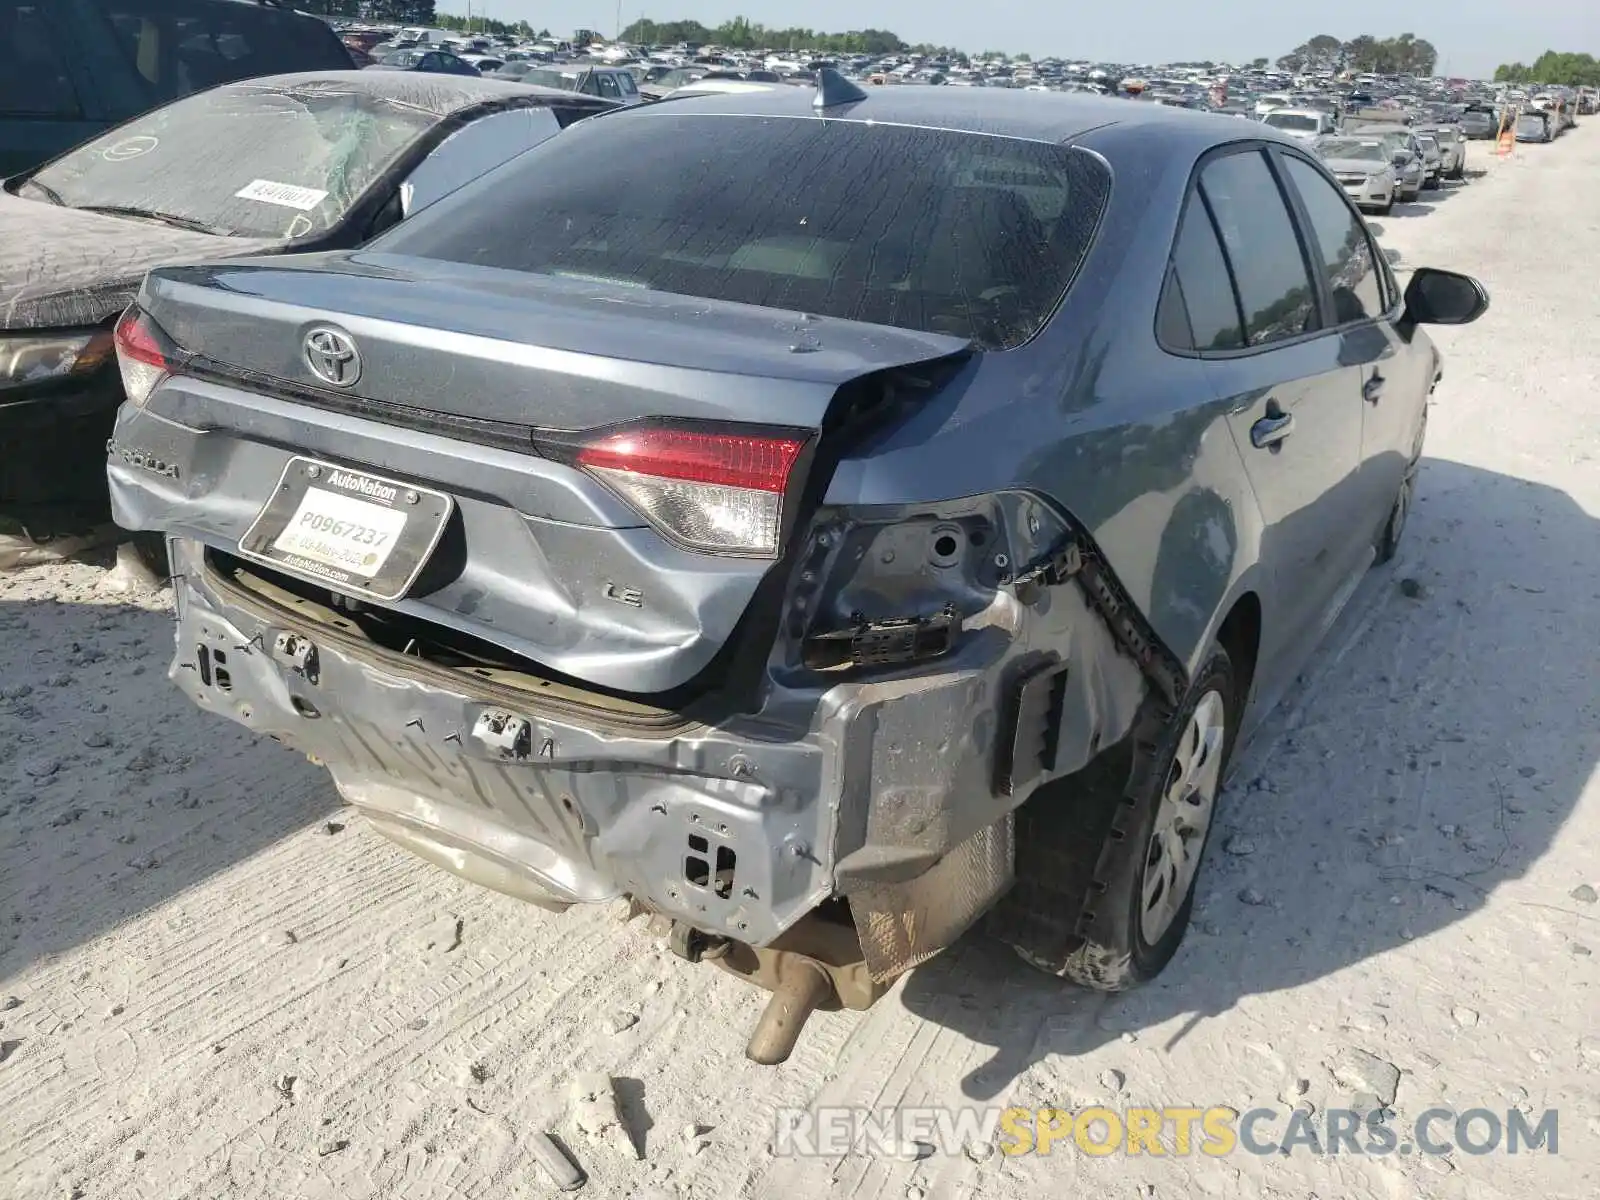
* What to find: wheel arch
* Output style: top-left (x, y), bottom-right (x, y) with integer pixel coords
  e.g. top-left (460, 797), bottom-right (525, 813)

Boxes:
top-left (1214, 589), bottom-right (1263, 716)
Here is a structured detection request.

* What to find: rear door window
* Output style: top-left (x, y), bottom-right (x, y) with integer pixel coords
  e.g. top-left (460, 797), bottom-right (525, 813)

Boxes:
top-left (1279, 155), bottom-right (1384, 324)
top-left (1159, 193), bottom-right (1246, 352)
top-left (594, 73), bottom-right (623, 99)
top-left (1, 2), bottom-right (82, 117)
top-left (376, 112), bottom-right (1114, 351)
top-left (1198, 149), bottom-right (1319, 346)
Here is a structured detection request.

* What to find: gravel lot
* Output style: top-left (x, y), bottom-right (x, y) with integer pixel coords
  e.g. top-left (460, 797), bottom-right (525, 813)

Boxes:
top-left (2, 129), bottom-right (1597, 1200)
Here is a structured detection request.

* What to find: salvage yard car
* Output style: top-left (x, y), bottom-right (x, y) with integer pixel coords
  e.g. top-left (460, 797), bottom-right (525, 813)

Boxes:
top-left (1417, 123), bottom-right (1467, 180)
top-left (1515, 109), bottom-right (1554, 143)
top-left (1411, 131), bottom-right (1445, 188)
top-left (107, 75), bottom-right (1488, 1064)
top-left (1260, 107), bottom-right (1336, 140)
top-left (1349, 125), bottom-right (1426, 201)
top-left (1311, 136), bottom-right (1398, 213)
top-left (1459, 106), bottom-right (1499, 139)
top-left (0, 72), bottom-right (613, 557)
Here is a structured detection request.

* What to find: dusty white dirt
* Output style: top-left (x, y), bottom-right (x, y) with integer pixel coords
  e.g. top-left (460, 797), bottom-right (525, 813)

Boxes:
top-left (3, 129), bottom-right (1598, 1200)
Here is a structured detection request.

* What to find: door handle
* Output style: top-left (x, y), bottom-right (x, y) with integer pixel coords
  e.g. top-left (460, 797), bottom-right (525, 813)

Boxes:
top-left (1250, 410), bottom-right (1295, 449)
top-left (1364, 372), bottom-right (1386, 404)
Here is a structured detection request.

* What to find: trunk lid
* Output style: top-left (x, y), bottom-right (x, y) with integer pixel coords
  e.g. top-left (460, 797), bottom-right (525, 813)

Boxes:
top-left (122, 252), bottom-right (972, 696)
top-left (143, 251), bottom-right (972, 430)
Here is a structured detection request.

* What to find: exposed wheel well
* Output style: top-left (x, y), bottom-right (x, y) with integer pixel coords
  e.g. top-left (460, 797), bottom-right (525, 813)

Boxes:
top-left (1215, 592), bottom-right (1261, 715)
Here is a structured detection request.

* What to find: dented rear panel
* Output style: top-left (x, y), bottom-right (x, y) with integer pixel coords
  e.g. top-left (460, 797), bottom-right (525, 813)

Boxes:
top-left (110, 257), bottom-right (971, 695)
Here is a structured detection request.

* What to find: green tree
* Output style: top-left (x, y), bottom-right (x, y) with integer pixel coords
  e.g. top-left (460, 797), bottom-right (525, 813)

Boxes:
top-left (1507, 50), bottom-right (1600, 86)
top-left (1326, 32), bottom-right (1437, 75)
top-left (617, 17), bottom-right (907, 56)
top-left (363, 0), bottom-right (435, 22)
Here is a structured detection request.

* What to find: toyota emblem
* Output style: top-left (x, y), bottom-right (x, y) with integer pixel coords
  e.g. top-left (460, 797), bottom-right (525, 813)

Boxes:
top-left (303, 326), bottom-right (361, 388)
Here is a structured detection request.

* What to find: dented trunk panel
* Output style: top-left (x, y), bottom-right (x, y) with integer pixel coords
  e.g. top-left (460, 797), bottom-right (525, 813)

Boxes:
top-left (113, 260), bottom-right (973, 696)
top-left (138, 255), bottom-right (974, 429)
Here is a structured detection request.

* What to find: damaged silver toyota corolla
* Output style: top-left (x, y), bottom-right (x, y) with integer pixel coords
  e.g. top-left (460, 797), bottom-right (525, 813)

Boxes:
top-left (107, 75), bottom-right (1487, 1062)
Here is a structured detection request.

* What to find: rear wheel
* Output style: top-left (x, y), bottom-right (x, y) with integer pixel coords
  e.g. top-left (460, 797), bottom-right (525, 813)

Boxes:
top-left (1376, 410), bottom-right (1427, 564)
top-left (999, 646), bottom-right (1237, 990)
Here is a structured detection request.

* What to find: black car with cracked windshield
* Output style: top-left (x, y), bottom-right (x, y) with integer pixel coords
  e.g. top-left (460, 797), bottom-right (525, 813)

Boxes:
top-left (108, 74), bottom-right (1488, 1064)
top-left (0, 72), bottom-right (613, 563)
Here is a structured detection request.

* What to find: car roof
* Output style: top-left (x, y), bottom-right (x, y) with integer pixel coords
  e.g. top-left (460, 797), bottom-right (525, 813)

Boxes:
top-left (214, 71), bottom-right (588, 117)
top-left (632, 83), bottom-right (1297, 150)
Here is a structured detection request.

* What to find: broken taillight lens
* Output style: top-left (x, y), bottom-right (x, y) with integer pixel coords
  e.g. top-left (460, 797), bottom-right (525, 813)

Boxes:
top-left (113, 307), bottom-right (179, 408)
top-left (575, 425), bottom-right (809, 557)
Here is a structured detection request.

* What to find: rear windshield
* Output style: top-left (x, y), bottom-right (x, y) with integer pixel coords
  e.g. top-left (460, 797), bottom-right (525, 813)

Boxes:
top-left (1316, 139), bottom-right (1384, 162)
top-left (377, 112), bottom-right (1112, 350)
top-left (1265, 113), bottom-right (1320, 132)
top-left (522, 69), bottom-right (581, 91)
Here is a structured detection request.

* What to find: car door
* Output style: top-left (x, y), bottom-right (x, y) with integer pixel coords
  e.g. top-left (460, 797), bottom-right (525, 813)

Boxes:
top-left (1178, 146), bottom-right (1369, 678)
top-left (1275, 150), bottom-right (1424, 548)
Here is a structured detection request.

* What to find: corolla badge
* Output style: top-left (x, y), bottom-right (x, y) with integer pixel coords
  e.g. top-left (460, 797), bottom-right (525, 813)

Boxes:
top-left (303, 326), bottom-right (361, 388)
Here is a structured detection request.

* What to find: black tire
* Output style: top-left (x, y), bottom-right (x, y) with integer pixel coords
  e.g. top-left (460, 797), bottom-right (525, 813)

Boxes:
top-left (1376, 410), bottom-right (1426, 564)
top-left (999, 645), bottom-right (1239, 990)
top-left (1378, 196), bottom-right (1395, 215)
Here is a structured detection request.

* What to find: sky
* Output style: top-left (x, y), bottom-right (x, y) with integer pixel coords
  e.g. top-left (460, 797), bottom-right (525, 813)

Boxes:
top-left (450, 0), bottom-right (1597, 81)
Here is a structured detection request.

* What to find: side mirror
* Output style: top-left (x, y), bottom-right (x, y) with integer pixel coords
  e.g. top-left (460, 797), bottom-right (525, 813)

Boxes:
top-left (1403, 267), bottom-right (1490, 326)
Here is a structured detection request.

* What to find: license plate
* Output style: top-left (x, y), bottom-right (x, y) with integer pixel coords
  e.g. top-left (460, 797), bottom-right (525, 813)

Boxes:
top-left (238, 457), bottom-right (453, 602)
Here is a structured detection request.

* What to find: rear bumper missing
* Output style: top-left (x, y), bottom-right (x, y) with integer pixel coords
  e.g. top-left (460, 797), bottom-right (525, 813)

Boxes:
top-left (167, 538), bottom-right (837, 946)
top-left (164, 536), bottom-right (1098, 964)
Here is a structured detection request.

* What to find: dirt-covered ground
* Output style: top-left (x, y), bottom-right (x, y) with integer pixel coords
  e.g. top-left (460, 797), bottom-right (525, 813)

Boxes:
top-left (2, 128), bottom-right (1597, 1200)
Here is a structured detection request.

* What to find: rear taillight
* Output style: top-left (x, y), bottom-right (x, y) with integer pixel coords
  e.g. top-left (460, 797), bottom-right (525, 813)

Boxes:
top-left (575, 425), bottom-right (809, 557)
top-left (113, 307), bottom-right (179, 408)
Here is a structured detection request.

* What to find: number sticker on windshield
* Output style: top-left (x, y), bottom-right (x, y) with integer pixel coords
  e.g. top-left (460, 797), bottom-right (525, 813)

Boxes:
top-left (234, 179), bottom-right (329, 211)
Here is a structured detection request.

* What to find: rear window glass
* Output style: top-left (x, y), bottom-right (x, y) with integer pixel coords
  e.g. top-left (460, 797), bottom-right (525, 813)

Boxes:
top-left (377, 113), bottom-right (1112, 350)
top-left (94, 0), bottom-right (352, 101)
top-left (1265, 113), bottom-right (1320, 132)
top-left (523, 69), bottom-right (580, 91)
top-left (1, 2), bottom-right (81, 117)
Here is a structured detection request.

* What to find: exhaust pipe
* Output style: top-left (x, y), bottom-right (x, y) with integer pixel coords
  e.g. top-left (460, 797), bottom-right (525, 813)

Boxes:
top-left (746, 960), bottom-right (833, 1065)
